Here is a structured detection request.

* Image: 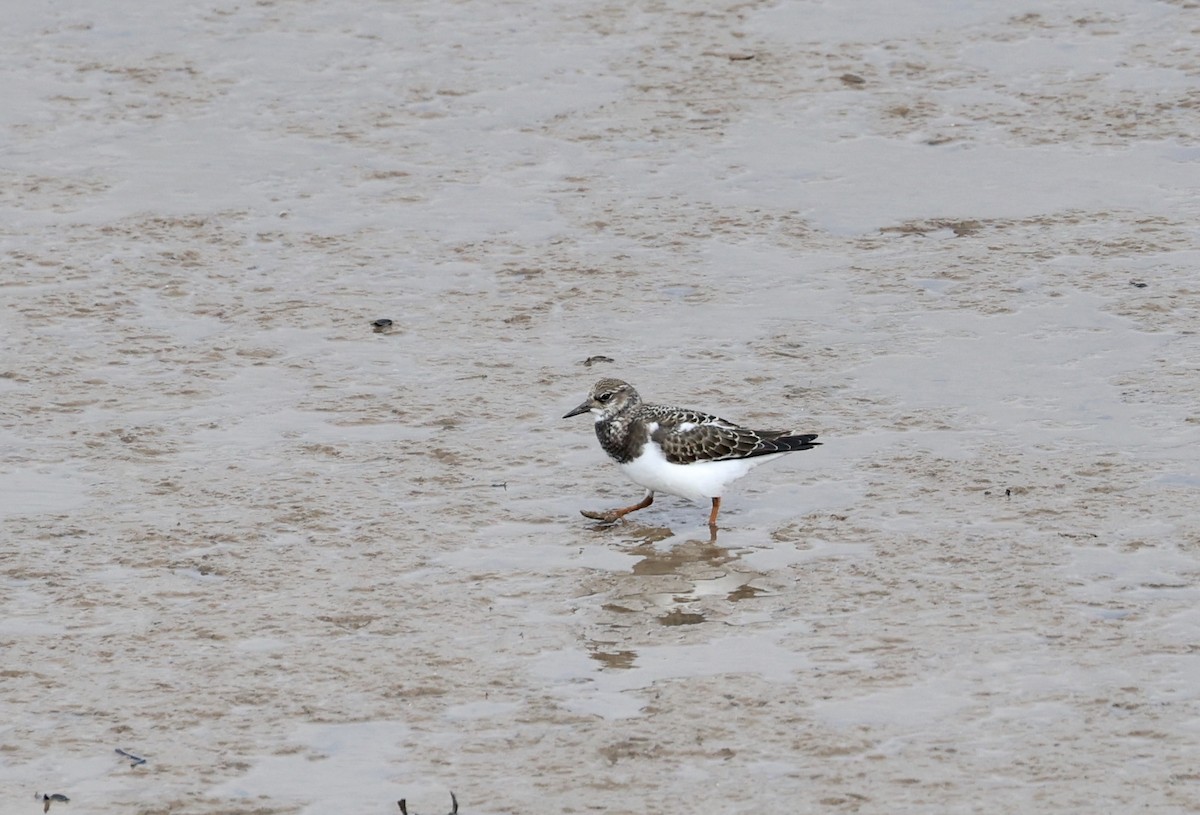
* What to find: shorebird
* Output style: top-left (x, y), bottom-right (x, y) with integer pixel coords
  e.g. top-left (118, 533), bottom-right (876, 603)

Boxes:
top-left (563, 378), bottom-right (820, 528)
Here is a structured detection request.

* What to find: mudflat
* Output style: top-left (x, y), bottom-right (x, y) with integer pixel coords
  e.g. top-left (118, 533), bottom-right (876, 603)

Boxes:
top-left (3, 1), bottom-right (1198, 813)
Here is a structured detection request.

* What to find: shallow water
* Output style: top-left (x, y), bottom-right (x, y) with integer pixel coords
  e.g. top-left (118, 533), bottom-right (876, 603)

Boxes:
top-left (3, 0), bottom-right (1200, 813)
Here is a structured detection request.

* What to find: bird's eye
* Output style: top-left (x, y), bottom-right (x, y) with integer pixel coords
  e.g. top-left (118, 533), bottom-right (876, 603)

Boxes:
top-left (597, 392), bottom-right (612, 403)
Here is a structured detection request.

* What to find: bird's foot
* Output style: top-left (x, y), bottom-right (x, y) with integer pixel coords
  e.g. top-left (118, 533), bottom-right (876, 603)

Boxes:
top-left (580, 509), bottom-right (622, 524)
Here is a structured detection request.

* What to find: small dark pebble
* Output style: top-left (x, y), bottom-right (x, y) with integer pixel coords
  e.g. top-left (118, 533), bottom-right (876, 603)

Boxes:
top-left (372, 318), bottom-right (394, 328)
top-left (840, 73), bottom-right (866, 86)
top-left (1005, 488), bottom-right (1011, 497)
top-left (582, 355), bottom-right (615, 367)
top-left (1130, 281), bottom-right (1148, 288)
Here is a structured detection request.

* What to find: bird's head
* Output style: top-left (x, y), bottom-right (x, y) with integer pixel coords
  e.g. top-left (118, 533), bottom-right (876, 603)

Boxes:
top-left (563, 378), bottom-right (641, 421)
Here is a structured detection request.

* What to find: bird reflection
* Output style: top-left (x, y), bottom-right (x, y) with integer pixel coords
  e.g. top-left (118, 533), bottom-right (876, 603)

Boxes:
top-left (625, 530), bottom-right (732, 576)
top-left (592, 523), bottom-right (766, 621)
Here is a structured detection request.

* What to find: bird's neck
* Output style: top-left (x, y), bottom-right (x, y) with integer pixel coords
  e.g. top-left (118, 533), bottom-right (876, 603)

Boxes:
top-left (594, 411), bottom-right (643, 464)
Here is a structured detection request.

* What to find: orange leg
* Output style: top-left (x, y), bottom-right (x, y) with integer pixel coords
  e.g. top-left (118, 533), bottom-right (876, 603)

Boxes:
top-left (707, 497), bottom-right (721, 528)
top-left (581, 492), bottom-right (654, 524)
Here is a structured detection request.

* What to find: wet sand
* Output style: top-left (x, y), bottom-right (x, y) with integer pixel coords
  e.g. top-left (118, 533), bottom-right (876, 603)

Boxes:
top-left (3, 0), bottom-right (1199, 812)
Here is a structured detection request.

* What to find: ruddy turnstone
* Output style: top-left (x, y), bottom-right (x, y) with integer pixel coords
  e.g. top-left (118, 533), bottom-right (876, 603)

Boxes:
top-left (563, 378), bottom-right (820, 527)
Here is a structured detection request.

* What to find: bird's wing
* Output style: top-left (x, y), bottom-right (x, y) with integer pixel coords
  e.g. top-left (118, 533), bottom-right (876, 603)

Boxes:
top-left (644, 405), bottom-right (787, 465)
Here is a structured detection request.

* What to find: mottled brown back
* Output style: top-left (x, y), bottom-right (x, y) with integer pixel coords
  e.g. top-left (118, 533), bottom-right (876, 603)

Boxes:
top-left (641, 404), bottom-right (820, 465)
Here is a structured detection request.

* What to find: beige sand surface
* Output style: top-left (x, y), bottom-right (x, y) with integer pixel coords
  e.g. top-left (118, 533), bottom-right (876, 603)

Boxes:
top-left (3, 1), bottom-right (1199, 813)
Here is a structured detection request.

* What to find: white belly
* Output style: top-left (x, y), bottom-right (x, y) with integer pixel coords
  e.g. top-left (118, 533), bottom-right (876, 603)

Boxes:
top-left (619, 441), bottom-right (780, 503)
